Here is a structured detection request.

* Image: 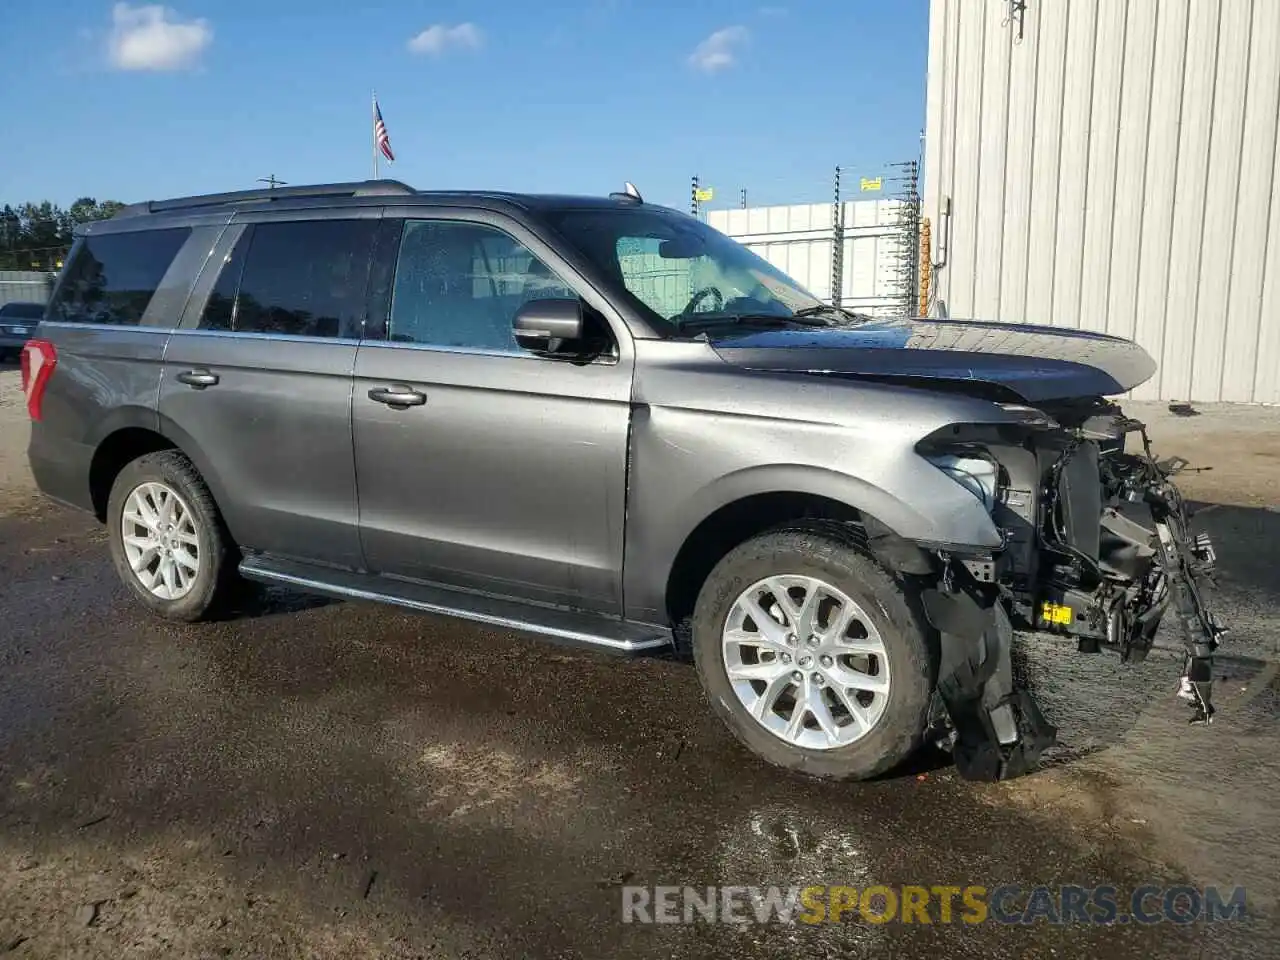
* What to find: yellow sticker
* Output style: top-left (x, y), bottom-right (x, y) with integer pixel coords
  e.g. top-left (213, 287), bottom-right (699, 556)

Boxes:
top-left (1040, 603), bottom-right (1073, 625)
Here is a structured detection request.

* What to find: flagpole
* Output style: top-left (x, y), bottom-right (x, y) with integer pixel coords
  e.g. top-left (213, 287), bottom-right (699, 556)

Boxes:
top-left (372, 91), bottom-right (379, 180)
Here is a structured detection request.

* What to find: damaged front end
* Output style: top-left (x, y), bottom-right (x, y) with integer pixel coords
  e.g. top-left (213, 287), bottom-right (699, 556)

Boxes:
top-left (916, 401), bottom-right (1226, 781)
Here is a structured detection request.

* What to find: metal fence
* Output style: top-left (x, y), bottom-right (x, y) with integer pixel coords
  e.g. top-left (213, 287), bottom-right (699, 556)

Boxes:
top-left (707, 198), bottom-right (916, 317)
top-left (704, 163), bottom-right (922, 318)
top-left (0, 270), bottom-right (52, 308)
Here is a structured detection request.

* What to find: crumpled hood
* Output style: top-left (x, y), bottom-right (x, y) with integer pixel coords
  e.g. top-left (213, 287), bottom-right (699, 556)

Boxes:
top-left (709, 317), bottom-right (1157, 402)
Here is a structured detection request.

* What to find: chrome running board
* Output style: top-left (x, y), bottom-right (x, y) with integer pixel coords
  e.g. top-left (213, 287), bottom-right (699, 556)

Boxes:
top-left (238, 555), bottom-right (673, 656)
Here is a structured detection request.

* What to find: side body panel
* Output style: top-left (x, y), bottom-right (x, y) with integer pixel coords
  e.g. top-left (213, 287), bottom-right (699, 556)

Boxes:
top-left (26, 223), bottom-right (227, 513)
top-left (352, 206), bottom-right (636, 614)
top-left (157, 210), bottom-right (381, 569)
top-left (622, 339), bottom-right (1023, 622)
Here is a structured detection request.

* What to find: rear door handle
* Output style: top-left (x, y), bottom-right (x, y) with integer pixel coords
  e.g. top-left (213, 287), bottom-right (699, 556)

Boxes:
top-left (176, 369), bottom-right (219, 388)
top-left (368, 385), bottom-right (427, 408)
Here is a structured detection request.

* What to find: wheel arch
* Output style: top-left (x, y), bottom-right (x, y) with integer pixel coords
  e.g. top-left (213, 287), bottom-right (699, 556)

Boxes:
top-left (88, 411), bottom-right (231, 530)
top-left (655, 466), bottom-right (936, 630)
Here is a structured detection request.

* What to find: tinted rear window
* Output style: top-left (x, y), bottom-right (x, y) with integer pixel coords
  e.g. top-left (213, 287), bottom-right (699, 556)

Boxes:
top-left (0, 303), bottom-right (45, 319)
top-left (48, 228), bottom-right (190, 326)
top-left (198, 219), bottom-right (376, 339)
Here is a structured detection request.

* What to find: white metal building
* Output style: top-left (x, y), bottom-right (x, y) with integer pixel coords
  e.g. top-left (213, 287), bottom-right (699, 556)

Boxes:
top-left (707, 200), bottom-right (913, 316)
top-left (923, 0), bottom-right (1280, 402)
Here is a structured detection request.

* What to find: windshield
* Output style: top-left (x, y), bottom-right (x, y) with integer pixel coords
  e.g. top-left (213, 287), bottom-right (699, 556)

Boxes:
top-left (546, 207), bottom-right (828, 333)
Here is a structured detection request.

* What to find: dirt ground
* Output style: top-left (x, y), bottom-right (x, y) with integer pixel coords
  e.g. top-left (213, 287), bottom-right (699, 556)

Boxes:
top-left (1, 361), bottom-right (1277, 958)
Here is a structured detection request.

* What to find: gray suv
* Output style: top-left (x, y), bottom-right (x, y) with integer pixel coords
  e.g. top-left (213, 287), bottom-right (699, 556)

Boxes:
top-left (22, 180), bottom-right (1225, 783)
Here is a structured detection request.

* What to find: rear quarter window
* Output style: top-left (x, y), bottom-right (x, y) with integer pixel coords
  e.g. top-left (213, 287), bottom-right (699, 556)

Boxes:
top-left (48, 227), bottom-right (191, 326)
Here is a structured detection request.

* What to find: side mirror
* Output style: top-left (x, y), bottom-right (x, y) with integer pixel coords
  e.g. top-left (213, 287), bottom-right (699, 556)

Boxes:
top-left (513, 298), bottom-right (585, 354)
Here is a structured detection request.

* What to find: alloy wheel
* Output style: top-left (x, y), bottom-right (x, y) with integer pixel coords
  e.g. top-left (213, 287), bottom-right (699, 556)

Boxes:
top-left (721, 574), bottom-right (890, 750)
top-left (120, 481), bottom-right (201, 601)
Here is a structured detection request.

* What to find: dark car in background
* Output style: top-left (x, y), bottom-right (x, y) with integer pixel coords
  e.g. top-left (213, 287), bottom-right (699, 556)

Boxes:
top-left (0, 301), bottom-right (44, 361)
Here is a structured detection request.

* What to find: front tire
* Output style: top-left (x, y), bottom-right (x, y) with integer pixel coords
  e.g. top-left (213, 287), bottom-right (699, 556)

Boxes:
top-left (106, 450), bottom-right (238, 622)
top-left (691, 527), bottom-right (934, 781)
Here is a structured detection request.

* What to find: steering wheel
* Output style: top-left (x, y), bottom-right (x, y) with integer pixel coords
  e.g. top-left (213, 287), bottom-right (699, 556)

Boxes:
top-left (682, 285), bottom-right (724, 315)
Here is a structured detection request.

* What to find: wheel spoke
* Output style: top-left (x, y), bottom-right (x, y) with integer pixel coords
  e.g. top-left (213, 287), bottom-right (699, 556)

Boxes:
top-left (157, 490), bottom-right (175, 525)
top-left (136, 556), bottom-right (163, 589)
top-left (834, 666), bottom-right (889, 695)
top-left (829, 633), bottom-right (885, 656)
top-left (175, 527), bottom-right (198, 546)
top-left (739, 594), bottom-right (790, 646)
top-left (173, 547), bottom-right (199, 573)
top-left (724, 627), bottom-right (789, 657)
top-left (137, 493), bottom-right (161, 529)
top-left (772, 576), bottom-right (823, 638)
top-left (123, 533), bottom-right (155, 552)
top-left (830, 684), bottom-right (872, 731)
top-left (131, 546), bottom-right (160, 575)
top-left (783, 698), bottom-right (810, 740)
top-left (726, 658), bottom-right (788, 682)
top-left (122, 511), bottom-right (151, 532)
top-left (160, 556), bottom-right (178, 596)
top-left (751, 673), bottom-right (794, 721)
top-left (808, 691), bottom-right (840, 740)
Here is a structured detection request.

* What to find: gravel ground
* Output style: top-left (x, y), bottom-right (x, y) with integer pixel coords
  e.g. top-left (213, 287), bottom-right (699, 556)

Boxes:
top-left (1, 362), bottom-right (1277, 958)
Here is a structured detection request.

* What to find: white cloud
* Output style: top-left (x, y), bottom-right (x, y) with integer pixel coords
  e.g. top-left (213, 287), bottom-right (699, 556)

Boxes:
top-left (407, 23), bottom-right (484, 56)
top-left (688, 25), bottom-right (748, 73)
top-left (108, 3), bottom-right (212, 71)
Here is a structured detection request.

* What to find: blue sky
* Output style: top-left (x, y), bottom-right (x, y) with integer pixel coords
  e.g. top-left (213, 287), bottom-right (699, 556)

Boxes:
top-left (1, 1), bottom-right (928, 210)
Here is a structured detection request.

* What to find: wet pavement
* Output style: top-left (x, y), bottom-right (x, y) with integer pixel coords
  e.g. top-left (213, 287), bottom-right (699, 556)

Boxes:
top-left (1, 379), bottom-right (1278, 957)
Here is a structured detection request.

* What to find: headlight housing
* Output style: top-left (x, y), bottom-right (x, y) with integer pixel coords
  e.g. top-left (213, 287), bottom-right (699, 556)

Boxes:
top-left (925, 452), bottom-right (999, 513)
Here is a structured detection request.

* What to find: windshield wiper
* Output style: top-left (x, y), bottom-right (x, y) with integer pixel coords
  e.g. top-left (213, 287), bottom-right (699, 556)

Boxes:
top-left (677, 313), bottom-right (821, 332)
top-left (791, 305), bottom-right (873, 325)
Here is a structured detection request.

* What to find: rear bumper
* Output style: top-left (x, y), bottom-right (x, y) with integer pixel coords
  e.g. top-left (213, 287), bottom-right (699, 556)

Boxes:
top-left (28, 428), bottom-right (96, 517)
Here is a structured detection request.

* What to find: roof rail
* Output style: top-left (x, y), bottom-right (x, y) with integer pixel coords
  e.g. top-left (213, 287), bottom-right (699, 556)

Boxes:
top-left (112, 180), bottom-right (416, 218)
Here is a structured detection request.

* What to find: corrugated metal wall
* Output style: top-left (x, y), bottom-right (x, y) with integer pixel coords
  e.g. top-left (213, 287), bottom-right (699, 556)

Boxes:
top-left (924, 0), bottom-right (1280, 402)
top-left (0, 270), bottom-right (52, 308)
top-left (707, 200), bottom-right (911, 315)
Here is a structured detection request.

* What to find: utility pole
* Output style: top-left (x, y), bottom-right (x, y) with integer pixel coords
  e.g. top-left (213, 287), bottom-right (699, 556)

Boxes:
top-left (740, 188), bottom-right (747, 209)
top-left (257, 175), bottom-right (287, 190)
top-left (831, 165), bottom-right (844, 309)
top-left (691, 175), bottom-right (700, 218)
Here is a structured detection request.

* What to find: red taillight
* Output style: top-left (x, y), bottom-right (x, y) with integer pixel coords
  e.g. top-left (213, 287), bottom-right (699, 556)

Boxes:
top-left (20, 339), bottom-right (57, 422)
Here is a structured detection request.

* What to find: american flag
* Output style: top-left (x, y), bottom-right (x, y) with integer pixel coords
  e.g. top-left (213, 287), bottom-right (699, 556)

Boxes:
top-left (374, 98), bottom-right (395, 163)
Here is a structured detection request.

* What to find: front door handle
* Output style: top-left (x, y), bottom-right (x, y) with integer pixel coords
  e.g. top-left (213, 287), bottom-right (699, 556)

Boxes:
top-left (176, 369), bottom-right (219, 388)
top-left (368, 385), bottom-right (427, 408)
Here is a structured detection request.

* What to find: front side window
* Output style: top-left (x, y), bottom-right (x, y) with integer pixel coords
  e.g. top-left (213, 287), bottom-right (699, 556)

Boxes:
top-left (48, 228), bottom-right (191, 326)
top-left (546, 208), bottom-right (826, 333)
top-left (388, 220), bottom-right (577, 353)
top-left (199, 220), bottom-right (376, 339)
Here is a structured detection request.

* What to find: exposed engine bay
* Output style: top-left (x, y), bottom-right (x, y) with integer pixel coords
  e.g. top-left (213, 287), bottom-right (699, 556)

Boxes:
top-left (917, 399), bottom-right (1227, 782)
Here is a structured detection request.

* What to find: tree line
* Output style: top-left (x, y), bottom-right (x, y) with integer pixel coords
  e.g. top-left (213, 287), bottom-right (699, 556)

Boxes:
top-left (0, 199), bottom-right (125, 272)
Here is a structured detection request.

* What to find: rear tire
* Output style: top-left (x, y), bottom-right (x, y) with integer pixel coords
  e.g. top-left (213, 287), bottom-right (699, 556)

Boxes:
top-left (106, 450), bottom-right (239, 622)
top-left (691, 527), bottom-right (934, 781)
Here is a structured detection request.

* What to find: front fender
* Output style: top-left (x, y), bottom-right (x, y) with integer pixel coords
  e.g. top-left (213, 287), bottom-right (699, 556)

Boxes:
top-left (622, 403), bottom-right (1002, 622)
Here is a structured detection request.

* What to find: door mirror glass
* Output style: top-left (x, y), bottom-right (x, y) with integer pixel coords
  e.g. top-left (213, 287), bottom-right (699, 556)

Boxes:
top-left (513, 298), bottom-right (584, 353)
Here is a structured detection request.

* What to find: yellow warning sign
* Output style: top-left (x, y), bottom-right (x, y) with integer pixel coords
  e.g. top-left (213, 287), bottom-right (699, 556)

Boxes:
top-left (694, 187), bottom-right (715, 202)
top-left (860, 177), bottom-right (882, 192)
